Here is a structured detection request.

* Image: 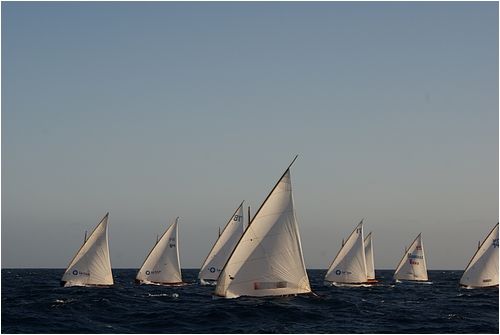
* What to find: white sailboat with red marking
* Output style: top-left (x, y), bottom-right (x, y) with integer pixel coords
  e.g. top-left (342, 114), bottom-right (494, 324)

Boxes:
top-left (393, 233), bottom-right (429, 283)
top-left (214, 156), bottom-right (311, 298)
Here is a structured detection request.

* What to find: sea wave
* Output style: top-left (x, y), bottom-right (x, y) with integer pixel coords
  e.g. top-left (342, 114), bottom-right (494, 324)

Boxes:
top-left (1, 269), bottom-right (498, 333)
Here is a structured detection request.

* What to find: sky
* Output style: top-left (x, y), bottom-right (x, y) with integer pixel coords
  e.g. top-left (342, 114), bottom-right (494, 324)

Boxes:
top-left (2, 2), bottom-right (498, 270)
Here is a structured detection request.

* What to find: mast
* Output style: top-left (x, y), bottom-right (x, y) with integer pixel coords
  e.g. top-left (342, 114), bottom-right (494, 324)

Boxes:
top-left (248, 206), bottom-right (251, 228)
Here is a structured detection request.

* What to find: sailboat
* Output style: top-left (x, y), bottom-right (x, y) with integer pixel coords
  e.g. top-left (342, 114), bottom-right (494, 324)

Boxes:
top-left (393, 233), bottom-right (428, 282)
top-left (136, 217), bottom-right (183, 285)
top-left (324, 220), bottom-right (369, 286)
top-left (198, 202), bottom-right (245, 285)
top-left (214, 156), bottom-right (311, 298)
top-left (459, 223), bottom-right (499, 288)
top-left (61, 213), bottom-right (113, 287)
top-left (364, 232), bottom-right (378, 283)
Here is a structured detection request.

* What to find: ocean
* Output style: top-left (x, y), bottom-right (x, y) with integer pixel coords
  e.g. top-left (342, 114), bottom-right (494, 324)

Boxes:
top-left (1, 269), bottom-right (498, 333)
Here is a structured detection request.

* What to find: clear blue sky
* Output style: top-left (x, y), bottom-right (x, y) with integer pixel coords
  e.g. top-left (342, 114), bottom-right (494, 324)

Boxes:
top-left (2, 2), bottom-right (498, 269)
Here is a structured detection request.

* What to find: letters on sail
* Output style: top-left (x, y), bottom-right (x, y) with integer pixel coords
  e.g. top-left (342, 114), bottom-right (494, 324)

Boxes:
top-left (393, 233), bottom-right (428, 282)
top-left (198, 202), bottom-right (245, 284)
top-left (136, 218), bottom-right (183, 285)
top-left (61, 213), bottom-right (113, 287)
top-left (214, 157), bottom-right (311, 298)
top-left (324, 220), bottom-right (368, 285)
top-left (460, 223), bottom-right (499, 288)
top-left (364, 232), bottom-right (377, 282)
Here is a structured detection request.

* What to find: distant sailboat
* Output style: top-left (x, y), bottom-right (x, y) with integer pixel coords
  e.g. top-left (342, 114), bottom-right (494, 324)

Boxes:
top-left (460, 223), bottom-right (499, 288)
top-left (214, 156), bottom-right (311, 298)
top-left (61, 213), bottom-right (113, 287)
top-left (324, 220), bottom-right (369, 286)
top-left (198, 202), bottom-right (245, 285)
top-left (364, 232), bottom-right (378, 283)
top-left (393, 233), bottom-right (428, 282)
top-left (136, 217), bottom-right (183, 285)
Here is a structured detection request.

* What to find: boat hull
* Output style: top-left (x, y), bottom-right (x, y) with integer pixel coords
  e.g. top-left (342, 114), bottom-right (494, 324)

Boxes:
top-left (61, 281), bottom-right (113, 288)
top-left (459, 283), bottom-right (499, 289)
top-left (135, 279), bottom-right (186, 286)
top-left (199, 279), bottom-right (217, 286)
top-left (213, 291), bottom-right (315, 299)
top-left (324, 280), bottom-right (374, 287)
top-left (394, 279), bottom-right (432, 284)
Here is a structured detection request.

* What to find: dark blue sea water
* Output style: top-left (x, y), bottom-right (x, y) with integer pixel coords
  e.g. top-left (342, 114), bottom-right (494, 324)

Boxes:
top-left (1, 269), bottom-right (498, 333)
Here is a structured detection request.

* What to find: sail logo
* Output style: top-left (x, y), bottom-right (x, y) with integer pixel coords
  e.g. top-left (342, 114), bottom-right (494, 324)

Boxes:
top-left (145, 270), bottom-right (161, 275)
top-left (233, 215), bottom-right (242, 222)
top-left (416, 245), bottom-right (422, 250)
top-left (169, 237), bottom-right (176, 248)
top-left (335, 269), bottom-right (352, 275)
top-left (493, 239), bottom-right (499, 248)
top-left (72, 269), bottom-right (90, 276)
top-left (209, 267), bottom-right (222, 273)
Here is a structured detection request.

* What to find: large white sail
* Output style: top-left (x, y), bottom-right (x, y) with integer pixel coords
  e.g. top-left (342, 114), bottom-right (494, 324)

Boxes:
top-left (324, 221), bottom-right (368, 284)
top-left (364, 232), bottom-right (376, 280)
top-left (393, 233), bottom-right (428, 281)
top-left (214, 157), bottom-right (311, 298)
top-left (136, 218), bottom-right (182, 285)
top-left (199, 202), bottom-right (245, 283)
top-left (61, 213), bottom-right (113, 287)
top-left (460, 223), bottom-right (499, 288)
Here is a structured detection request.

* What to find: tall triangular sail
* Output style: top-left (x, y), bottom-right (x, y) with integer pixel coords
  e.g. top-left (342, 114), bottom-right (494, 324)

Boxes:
top-left (460, 223), bottom-right (499, 288)
top-left (214, 159), bottom-right (311, 298)
top-left (136, 218), bottom-right (182, 284)
top-left (393, 233), bottom-right (428, 281)
top-left (364, 232), bottom-right (376, 280)
top-left (199, 202), bottom-right (245, 283)
top-left (61, 213), bottom-right (113, 287)
top-left (324, 221), bottom-right (368, 284)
